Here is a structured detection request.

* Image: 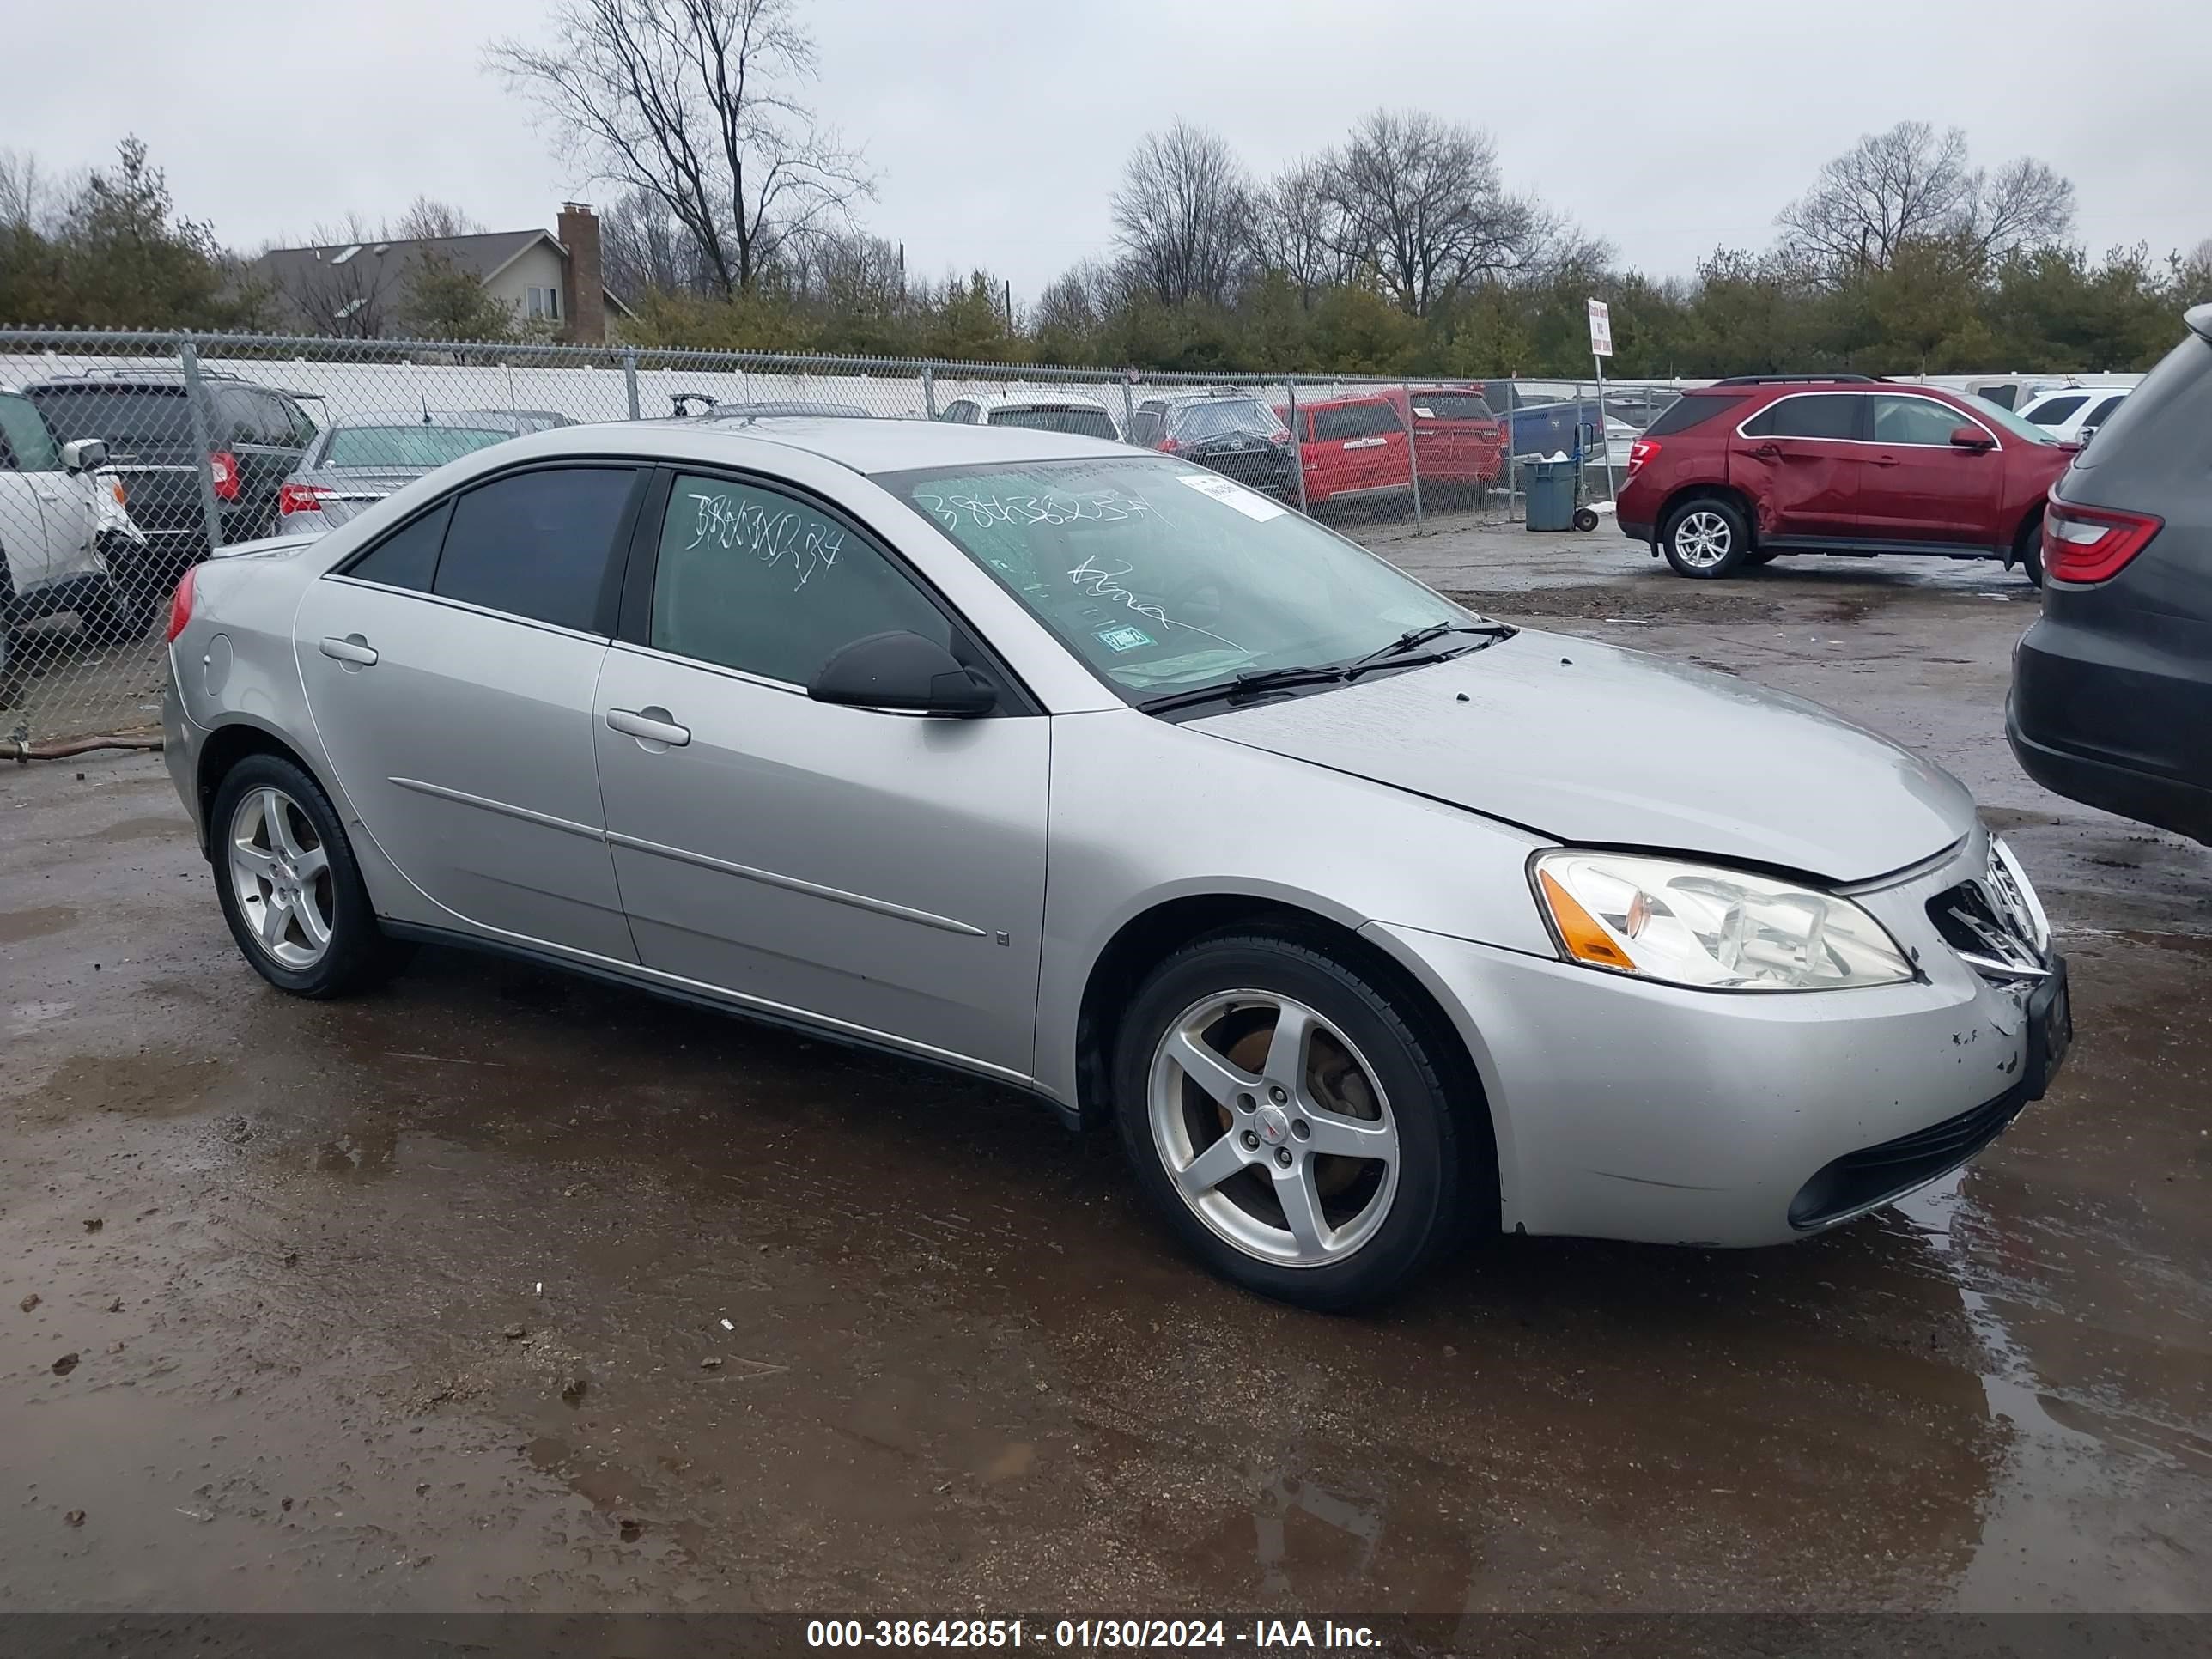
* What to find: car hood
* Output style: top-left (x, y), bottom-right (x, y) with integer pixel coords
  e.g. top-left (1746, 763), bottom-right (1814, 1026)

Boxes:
top-left (1186, 631), bottom-right (1974, 883)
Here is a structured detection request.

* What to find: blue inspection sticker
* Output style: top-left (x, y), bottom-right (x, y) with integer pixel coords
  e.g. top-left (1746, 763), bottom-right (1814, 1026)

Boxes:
top-left (1096, 624), bottom-right (1154, 653)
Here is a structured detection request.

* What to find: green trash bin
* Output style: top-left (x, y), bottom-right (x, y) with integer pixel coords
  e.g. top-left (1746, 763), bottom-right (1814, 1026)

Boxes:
top-left (1525, 459), bottom-right (1576, 532)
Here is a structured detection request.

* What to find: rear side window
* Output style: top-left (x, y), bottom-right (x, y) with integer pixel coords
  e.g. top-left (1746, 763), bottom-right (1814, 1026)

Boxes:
top-left (344, 501), bottom-right (451, 592)
top-left (2084, 395), bottom-right (2126, 428)
top-left (2024, 393), bottom-right (2087, 426)
top-left (434, 466), bottom-right (638, 632)
top-left (1129, 410), bottom-right (1164, 446)
top-left (1644, 394), bottom-right (1747, 437)
top-left (1312, 402), bottom-right (1403, 441)
top-left (0, 391), bottom-right (60, 471)
top-left (25, 385), bottom-right (190, 446)
top-left (1742, 394), bottom-right (1862, 441)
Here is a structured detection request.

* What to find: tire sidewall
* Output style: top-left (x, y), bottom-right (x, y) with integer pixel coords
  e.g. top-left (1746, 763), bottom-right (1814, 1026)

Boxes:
top-left (208, 754), bottom-right (386, 999)
top-left (2017, 520), bottom-right (2045, 587)
top-left (1112, 932), bottom-right (1466, 1310)
top-left (1662, 496), bottom-right (1752, 578)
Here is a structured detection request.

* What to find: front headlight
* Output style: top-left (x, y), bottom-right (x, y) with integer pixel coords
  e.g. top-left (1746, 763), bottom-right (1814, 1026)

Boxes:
top-left (1530, 850), bottom-right (1915, 992)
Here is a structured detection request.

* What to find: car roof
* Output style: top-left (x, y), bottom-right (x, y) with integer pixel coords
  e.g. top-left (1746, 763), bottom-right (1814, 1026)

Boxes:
top-left (21, 370), bottom-right (315, 398)
top-left (959, 391), bottom-right (1111, 410)
top-left (503, 415), bottom-right (1133, 477)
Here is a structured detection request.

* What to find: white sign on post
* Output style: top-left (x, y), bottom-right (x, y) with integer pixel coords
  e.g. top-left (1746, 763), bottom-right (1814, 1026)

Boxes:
top-left (1587, 298), bottom-right (1613, 358)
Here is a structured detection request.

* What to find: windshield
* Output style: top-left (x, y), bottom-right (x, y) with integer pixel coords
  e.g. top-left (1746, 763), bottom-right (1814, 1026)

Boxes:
top-left (988, 404), bottom-right (1119, 440)
top-left (888, 456), bottom-right (1463, 699)
top-left (324, 425), bottom-right (511, 468)
top-left (1954, 392), bottom-right (2060, 445)
top-left (26, 386), bottom-right (191, 445)
top-left (1172, 400), bottom-right (1285, 442)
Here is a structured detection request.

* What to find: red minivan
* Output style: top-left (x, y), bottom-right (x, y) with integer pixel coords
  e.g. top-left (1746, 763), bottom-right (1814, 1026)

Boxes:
top-left (1275, 394), bottom-right (1413, 513)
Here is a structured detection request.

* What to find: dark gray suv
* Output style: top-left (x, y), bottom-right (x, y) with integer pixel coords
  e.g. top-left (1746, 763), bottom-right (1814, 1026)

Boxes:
top-left (2008, 304), bottom-right (2212, 842)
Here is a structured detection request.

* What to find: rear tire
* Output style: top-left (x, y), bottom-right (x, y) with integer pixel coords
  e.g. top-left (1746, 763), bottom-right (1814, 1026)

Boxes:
top-left (1112, 927), bottom-right (1481, 1311)
top-left (209, 754), bottom-right (412, 999)
top-left (2016, 519), bottom-right (2045, 588)
top-left (1660, 495), bottom-right (1753, 578)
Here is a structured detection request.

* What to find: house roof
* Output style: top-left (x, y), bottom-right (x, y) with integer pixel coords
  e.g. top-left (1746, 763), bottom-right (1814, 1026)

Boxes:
top-left (245, 229), bottom-right (635, 321)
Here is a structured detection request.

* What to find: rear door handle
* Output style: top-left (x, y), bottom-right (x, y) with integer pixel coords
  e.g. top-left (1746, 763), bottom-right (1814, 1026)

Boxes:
top-left (319, 635), bottom-right (378, 665)
top-left (607, 707), bottom-right (691, 747)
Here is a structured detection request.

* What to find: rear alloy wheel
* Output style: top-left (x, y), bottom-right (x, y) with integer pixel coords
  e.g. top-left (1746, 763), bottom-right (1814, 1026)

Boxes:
top-left (1661, 496), bottom-right (1752, 578)
top-left (210, 754), bottom-right (410, 998)
top-left (1115, 930), bottom-right (1475, 1310)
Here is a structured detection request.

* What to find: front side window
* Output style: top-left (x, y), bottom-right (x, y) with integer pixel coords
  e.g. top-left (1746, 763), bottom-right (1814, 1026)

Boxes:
top-left (652, 474), bottom-right (951, 687)
top-left (0, 391), bottom-right (60, 471)
top-left (2085, 395), bottom-right (2126, 428)
top-left (434, 466), bottom-right (637, 631)
top-left (2022, 393), bottom-right (2087, 427)
top-left (890, 456), bottom-right (1460, 699)
top-left (1954, 392), bottom-right (2058, 445)
top-left (1742, 394), bottom-right (1862, 441)
top-left (325, 425), bottom-right (512, 469)
top-left (1128, 410), bottom-right (1165, 446)
top-left (1871, 395), bottom-right (1978, 447)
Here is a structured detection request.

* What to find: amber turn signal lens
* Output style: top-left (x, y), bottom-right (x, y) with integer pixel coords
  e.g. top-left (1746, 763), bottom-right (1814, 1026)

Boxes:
top-left (1539, 870), bottom-right (1636, 970)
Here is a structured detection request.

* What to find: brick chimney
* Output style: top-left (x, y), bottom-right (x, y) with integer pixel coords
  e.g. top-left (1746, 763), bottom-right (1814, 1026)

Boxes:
top-left (556, 202), bottom-right (606, 344)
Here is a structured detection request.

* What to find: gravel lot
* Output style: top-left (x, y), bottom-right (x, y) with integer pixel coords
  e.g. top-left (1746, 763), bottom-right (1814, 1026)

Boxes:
top-left (3, 520), bottom-right (2207, 1618)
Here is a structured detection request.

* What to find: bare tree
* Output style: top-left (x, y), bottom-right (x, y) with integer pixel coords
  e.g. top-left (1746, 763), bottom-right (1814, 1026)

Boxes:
top-left (392, 196), bottom-right (487, 241)
top-left (0, 149), bottom-right (71, 234)
top-left (599, 187), bottom-right (702, 295)
top-left (1778, 122), bottom-right (2074, 278)
top-left (486, 0), bottom-right (872, 299)
top-left (283, 219), bottom-right (403, 337)
top-left (1250, 156), bottom-right (1354, 306)
top-left (1109, 121), bottom-right (1254, 308)
top-left (1327, 110), bottom-right (1547, 316)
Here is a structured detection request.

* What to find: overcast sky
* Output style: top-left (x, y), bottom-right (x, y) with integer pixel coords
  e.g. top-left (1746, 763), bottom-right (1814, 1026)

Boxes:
top-left (15, 0), bottom-right (2204, 301)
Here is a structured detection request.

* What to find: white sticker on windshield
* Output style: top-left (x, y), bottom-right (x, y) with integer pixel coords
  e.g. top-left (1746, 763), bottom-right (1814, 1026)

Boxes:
top-left (1176, 471), bottom-right (1286, 521)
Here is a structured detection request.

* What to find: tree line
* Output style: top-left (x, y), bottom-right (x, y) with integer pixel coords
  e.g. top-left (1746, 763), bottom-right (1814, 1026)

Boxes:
top-left (4, 0), bottom-right (2209, 378)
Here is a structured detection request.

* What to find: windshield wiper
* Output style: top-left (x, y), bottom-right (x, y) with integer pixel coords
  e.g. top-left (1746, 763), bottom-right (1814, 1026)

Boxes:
top-left (1139, 664), bottom-right (1348, 714)
top-left (1345, 621), bottom-right (1516, 677)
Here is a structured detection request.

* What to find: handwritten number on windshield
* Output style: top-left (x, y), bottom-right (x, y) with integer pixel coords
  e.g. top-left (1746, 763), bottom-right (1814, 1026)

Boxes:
top-left (684, 489), bottom-right (844, 591)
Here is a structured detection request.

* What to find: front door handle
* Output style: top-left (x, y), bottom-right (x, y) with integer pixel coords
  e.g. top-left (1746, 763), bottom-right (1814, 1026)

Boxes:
top-left (319, 635), bottom-right (378, 666)
top-left (1871, 453), bottom-right (1901, 467)
top-left (607, 707), bottom-right (690, 747)
top-left (1751, 442), bottom-right (1782, 459)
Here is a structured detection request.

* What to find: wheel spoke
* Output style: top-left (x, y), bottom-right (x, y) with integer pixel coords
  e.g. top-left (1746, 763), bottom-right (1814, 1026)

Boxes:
top-left (258, 892), bottom-right (290, 949)
top-left (1164, 1028), bottom-right (1256, 1107)
top-left (1273, 1162), bottom-right (1331, 1259)
top-left (265, 793), bottom-right (307, 859)
top-left (295, 893), bottom-right (332, 949)
top-left (1176, 1133), bottom-right (1251, 1197)
top-left (1263, 1002), bottom-right (1312, 1090)
top-left (231, 841), bottom-right (278, 881)
top-left (1300, 1104), bottom-right (1395, 1163)
top-left (290, 845), bottom-right (330, 884)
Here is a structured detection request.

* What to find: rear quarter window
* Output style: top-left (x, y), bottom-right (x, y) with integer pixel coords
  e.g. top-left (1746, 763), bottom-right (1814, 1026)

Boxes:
top-left (1644, 394), bottom-right (1749, 437)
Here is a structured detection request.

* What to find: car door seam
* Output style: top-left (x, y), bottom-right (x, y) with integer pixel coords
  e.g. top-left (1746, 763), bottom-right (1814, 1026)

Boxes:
top-left (388, 775), bottom-right (605, 841)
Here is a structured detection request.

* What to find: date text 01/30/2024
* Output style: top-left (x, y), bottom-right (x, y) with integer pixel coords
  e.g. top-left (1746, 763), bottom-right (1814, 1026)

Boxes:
top-left (805, 1620), bottom-right (1383, 1650)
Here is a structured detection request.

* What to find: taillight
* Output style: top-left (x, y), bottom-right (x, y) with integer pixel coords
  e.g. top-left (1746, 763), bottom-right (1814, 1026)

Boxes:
top-left (2043, 498), bottom-right (2162, 584)
top-left (110, 478), bottom-right (127, 507)
top-left (166, 565), bottom-right (197, 643)
top-left (278, 482), bottom-right (334, 516)
top-left (1268, 429), bottom-right (1290, 445)
top-left (1158, 436), bottom-right (1180, 453)
top-left (1626, 437), bottom-right (1659, 480)
top-left (209, 450), bottom-right (240, 501)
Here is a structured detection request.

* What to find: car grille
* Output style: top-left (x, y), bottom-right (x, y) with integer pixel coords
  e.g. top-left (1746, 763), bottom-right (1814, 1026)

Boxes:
top-left (1788, 1080), bottom-right (2030, 1229)
top-left (1925, 839), bottom-right (2051, 984)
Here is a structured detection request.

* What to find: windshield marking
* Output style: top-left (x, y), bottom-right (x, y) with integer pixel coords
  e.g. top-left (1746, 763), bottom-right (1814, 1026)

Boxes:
top-left (1066, 553), bottom-right (1245, 652)
top-left (915, 489), bottom-right (1158, 531)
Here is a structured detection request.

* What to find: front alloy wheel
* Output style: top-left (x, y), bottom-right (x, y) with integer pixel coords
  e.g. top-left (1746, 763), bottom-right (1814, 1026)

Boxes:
top-left (1149, 991), bottom-right (1401, 1267)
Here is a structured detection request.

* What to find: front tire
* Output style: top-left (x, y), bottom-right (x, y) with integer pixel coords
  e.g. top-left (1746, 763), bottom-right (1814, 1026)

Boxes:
top-left (1660, 495), bottom-right (1753, 578)
top-left (209, 754), bottom-right (410, 998)
top-left (1113, 928), bottom-right (1479, 1310)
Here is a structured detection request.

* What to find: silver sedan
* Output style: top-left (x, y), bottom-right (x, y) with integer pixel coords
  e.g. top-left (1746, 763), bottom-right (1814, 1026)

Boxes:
top-left (161, 418), bottom-right (2071, 1309)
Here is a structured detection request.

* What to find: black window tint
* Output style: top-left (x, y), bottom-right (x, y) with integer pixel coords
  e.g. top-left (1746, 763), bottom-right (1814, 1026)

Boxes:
top-left (344, 501), bottom-right (450, 592)
top-left (26, 386), bottom-right (191, 446)
top-left (1313, 402), bottom-right (1402, 441)
top-left (1981, 385), bottom-right (2019, 410)
top-left (283, 398), bottom-right (320, 447)
top-left (1747, 394), bottom-right (1861, 441)
top-left (434, 467), bottom-right (636, 631)
top-left (216, 388), bottom-right (276, 447)
top-left (1646, 393), bottom-right (1747, 436)
top-left (2086, 395), bottom-right (2125, 427)
top-left (2025, 394), bottom-right (2087, 426)
top-left (653, 474), bottom-right (951, 687)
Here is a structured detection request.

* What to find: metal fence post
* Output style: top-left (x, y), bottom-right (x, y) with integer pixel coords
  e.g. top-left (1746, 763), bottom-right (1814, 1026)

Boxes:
top-left (623, 348), bottom-right (641, 421)
top-left (177, 336), bottom-right (225, 553)
top-left (1402, 380), bottom-right (1423, 524)
top-left (921, 364), bottom-right (938, 420)
top-left (1285, 380), bottom-right (1306, 515)
top-left (1120, 374), bottom-right (1135, 441)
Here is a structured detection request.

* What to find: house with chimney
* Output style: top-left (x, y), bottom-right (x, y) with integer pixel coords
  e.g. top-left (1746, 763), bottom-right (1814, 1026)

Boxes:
top-left (244, 204), bottom-right (631, 343)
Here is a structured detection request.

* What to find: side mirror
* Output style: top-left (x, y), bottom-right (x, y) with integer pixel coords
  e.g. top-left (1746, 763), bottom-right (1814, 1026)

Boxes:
top-left (1949, 426), bottom-right (1996, 452)
top-left (61, 438), bottom-right (109, 473)
top-left (809, 630), bottom-right (998, 717)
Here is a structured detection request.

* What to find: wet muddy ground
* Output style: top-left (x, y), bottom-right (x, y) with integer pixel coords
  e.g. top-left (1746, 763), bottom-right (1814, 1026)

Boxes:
top-left (3, 526), bottom-right (2208, 1617)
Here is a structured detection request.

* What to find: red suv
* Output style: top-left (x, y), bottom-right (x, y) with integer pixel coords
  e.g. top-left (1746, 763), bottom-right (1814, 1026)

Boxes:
top-left (1275, 393), bottom-right (1413, 512)
top-left (1616, 376), bottom-right (2077, 585)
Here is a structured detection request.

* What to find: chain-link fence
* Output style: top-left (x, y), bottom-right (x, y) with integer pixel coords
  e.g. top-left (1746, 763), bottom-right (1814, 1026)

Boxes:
top-left (0, 326), bottom-right (1685, 750)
